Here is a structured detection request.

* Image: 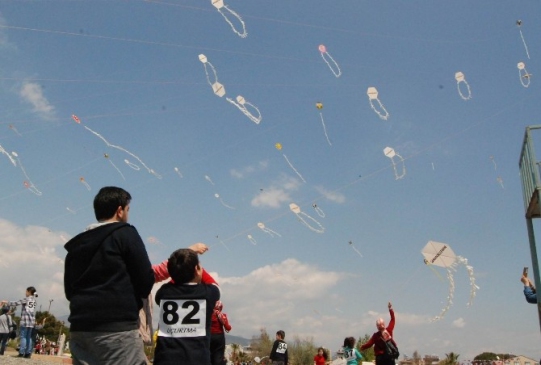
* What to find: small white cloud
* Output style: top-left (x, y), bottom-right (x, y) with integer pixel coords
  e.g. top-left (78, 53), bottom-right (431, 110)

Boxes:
top-left (20, 81), bottom-right (55, 117)
top-left (230, 160), bottom-right (269, 179)
top-left (452, 317), bottom-right (466, 328)
top-left (314, 186), bottom-right (346, 204)
top-left (251, 175), bottom-right (301, 208)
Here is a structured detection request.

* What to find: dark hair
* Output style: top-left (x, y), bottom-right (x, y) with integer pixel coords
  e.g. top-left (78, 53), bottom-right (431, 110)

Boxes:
top-left (276, 330), bottom-right (285, 340)
top-left (317, 347), bottom-right (328, 360)
top-left (26, 286), bottom-right (37, 297)
top-left (93, 187), bottom-right (131, 221)
top-left (343, 336), bottom-right (356, 349)
top-left (168, 249), bottom-right (199, 284)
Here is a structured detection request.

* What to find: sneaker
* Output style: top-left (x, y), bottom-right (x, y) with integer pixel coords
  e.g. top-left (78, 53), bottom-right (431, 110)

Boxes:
top-left (24, 354), bottom-right (31, 358)
top-left (17, 354), bottom-right (24, 357)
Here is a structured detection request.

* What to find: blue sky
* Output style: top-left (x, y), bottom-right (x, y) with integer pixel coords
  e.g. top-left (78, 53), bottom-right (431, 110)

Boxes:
top-left (0, 0), bottom-right (540, 360)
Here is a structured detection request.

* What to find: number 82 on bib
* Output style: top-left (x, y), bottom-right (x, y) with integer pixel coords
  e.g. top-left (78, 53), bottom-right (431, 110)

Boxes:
top-left (158, 299), bottom-right (206, 338)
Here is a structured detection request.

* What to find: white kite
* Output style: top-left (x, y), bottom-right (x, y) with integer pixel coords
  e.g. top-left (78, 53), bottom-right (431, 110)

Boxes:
top-left (211, 0), bottom-right (247, 38)
top-left (421, 240), bottom-right (479, 321)
top-left (226, 95), bottom-right (262, 125)
top-left (289, 203), bottom-right (325, 233)
top-left (367, 87), bottom-right (390, 120)
top-left (383, 147), bottom-right (406, 180)
top-left (517, 62), bottom-right (532, 88)
top-left (455, 72), bottom-right (472, 100)
top-left (199, 54), bottom-right (226, 97)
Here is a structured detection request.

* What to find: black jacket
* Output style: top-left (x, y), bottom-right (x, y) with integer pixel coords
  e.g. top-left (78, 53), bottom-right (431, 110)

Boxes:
top-left (64, 222), bottom-right (154, 332)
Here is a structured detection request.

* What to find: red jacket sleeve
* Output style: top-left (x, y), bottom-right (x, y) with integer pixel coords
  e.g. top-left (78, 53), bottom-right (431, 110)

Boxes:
top-left (360, 333), bottom-right (376, 351)
top-left (218, 312), bottom-right (232, 332)
top-left (387, 308), bottom-right (395, 336)
top-left (152, 259), bottom-right (170, 283)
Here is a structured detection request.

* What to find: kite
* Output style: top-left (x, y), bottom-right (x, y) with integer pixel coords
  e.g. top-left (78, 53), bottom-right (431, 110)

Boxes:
top-left (214, 193), bottom-right (235, 209)
top-left (516, 20), bottom-right (530, 60)
top-left (315, 102), bottom-right (332, 146)
top-left (205, 175), bottom-right (215, 185)
top-left (454, 72), bottom-right (472, 100)
top-left (198, 54), bottom-right (226, 97)
top-left (497, 176), bottom-right (504, 189)
top-left (517, 62), bottom-right (531, 88)
top-left (0, 144), bottom-right (17, 166)
top-left (8, 124), bottom-right (22, 136)
top-left (318, 44), bottom-right (342, 78)
top-left (103, 153), bottom-right (125, 180)
top-left (72, 115), bottom-right (161, 179)
top-left (247, 234), bottom-right (257, 245)
top-left (490, 156), bottom-right (497, 170)
top-left (147, 236), bottom-right (162, 245)
top-left (383, 147), bottom-right (406, 180)
top-left (211, 0), bottom-right (247, 38)
top-left (312, 203), bottom-right (325, 218)
top-left (421, 241), bottom-right (479, 321)
top-left (66, 207), bottom-right (76, 214)
top-left (348, 240), bottom-right (363, 258)
top-left (226, 95), bottom-right (262, 125)
top-left (174, 167), bottom-right (183, 178)
top-left (289, 203), bottom-right (325, 233)
top-left (13, 152), bottom-right (42, 196)
top-left (257, 222), bottom-right (281, 238)
top-left (79, 177), bottom-right (91, 191)
top-left (275, 143), bottom-right (306, 183)
top-left (367, 87), bottom-right (390, 120)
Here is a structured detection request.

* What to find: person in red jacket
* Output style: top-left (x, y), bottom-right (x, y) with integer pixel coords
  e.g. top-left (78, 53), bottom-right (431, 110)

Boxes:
top-left (360, 302), bottom-right (396, 365)
top-left (210, 300), bottom-right (232, 365)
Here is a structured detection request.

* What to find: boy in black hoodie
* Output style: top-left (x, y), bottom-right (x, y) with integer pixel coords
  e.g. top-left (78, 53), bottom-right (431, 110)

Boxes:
top-left (64, 186), bottom-right (154, 365)
top-left (153, 248), bottom-right (220, 365)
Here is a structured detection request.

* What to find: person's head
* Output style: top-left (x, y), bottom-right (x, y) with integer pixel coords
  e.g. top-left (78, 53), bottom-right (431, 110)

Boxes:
top-left (376, 317), bottom-right (386, 331)
top-left (26, 286), bottom-right (37, 297)
top-left (317, 347), bottom-right (328, 359)
top-left (93, 186), bottom-right (132, 222)
top-left (343, 337), bottom-right (356, 349)
top-left (276, 330), bottom-right (285, 340)
top-left (167, 249), bottom-right (202, 284)
top-left (214, 300), bottom-right (223, 312)
top-left (1, 306), bottom-right (9, 314)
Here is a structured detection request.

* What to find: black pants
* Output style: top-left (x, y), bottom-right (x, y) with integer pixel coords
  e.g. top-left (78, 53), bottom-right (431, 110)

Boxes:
top-left (210, 333), bottom-right (226, 365)
top-left (376, 354), bottom-right (396, 365)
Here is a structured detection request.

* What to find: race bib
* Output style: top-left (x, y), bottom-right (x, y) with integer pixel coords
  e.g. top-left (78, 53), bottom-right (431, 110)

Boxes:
top-left (277, 342), bottom-right (287, 354)
top-left (158, 299), bottom-right (206, 338)
top-left (26, 299), bottom-right (36, 314)
top-left (344, 349), bottom-right (355, 361)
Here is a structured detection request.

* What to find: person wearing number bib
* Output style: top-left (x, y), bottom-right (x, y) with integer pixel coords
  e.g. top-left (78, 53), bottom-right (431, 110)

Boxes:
top-left (154, 248), bottom-right (220, 365)
top-left (342, 337), bottom-right (362, 365)
top-left (64, 187), bottom-right (155, 365)
top-left (269, 330), bottom-right (288, 365)
top-left (1, 286), bottom-right (37, 358)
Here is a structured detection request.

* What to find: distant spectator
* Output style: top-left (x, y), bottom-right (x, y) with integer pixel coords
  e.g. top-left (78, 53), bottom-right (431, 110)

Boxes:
top-left (521, 274), bottom-right (537, 304)
top-left (1, 286), bottom-right (38, 358)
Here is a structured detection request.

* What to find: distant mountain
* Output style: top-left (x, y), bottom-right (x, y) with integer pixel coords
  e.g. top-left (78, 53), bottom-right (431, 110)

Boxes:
top-left (225, 333), bottom-right (251, 347)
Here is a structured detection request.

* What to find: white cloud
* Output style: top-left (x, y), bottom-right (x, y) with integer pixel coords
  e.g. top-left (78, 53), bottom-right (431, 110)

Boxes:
top-left (452, 317), bottom-right (466, 328)
top-left (314, 186), bottom-right (346, 204)
top-left (251, 175), bottom-right (301, 209)
top-left (19, 81), bottom-right (55, 118)
top-left (230, 161), bottom-right (269, 179)
top-left (0, 219), bottom-right (68, 316)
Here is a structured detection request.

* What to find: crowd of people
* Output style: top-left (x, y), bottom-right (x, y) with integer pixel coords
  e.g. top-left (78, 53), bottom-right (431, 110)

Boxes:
top-left (3, 186), bottom-right (403, 364)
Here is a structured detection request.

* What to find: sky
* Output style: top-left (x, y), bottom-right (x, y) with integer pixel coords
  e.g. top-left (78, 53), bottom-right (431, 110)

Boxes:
top-left (0, 0), bottom-right (540, 361)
